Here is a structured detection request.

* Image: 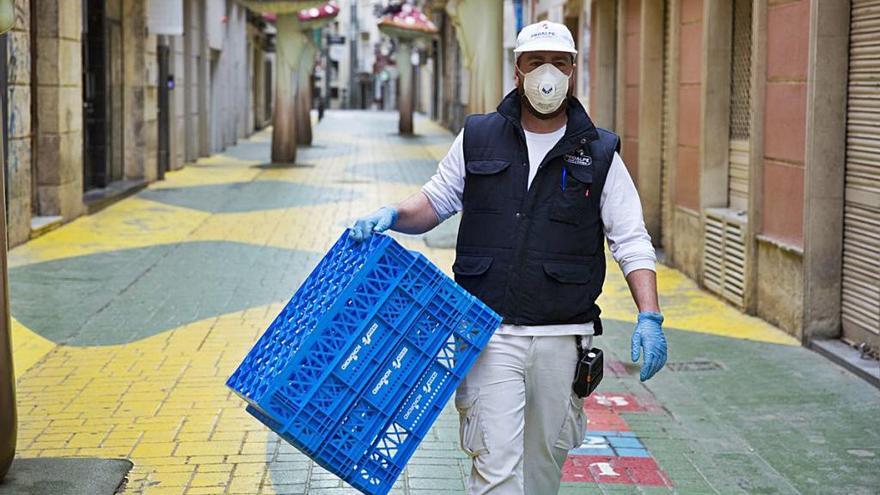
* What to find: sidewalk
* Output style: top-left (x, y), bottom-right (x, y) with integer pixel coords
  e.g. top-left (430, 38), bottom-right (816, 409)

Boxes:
top-left (8, 111), bottom-right (879, 495)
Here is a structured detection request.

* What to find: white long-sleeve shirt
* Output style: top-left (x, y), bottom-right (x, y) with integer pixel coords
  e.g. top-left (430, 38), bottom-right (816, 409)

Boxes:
top-left (421, 128), bottom-right (656, 337)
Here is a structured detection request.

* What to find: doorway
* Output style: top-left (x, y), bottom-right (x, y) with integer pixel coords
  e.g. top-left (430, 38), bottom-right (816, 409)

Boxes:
top-left (82, 0), bottom-right (112, 190)
top-left (157, 43), bottom-right (171, 179)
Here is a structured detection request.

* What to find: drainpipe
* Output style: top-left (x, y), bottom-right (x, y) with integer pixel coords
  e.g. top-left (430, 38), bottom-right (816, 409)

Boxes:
top-left (0, 0), bottom-right (17, 482)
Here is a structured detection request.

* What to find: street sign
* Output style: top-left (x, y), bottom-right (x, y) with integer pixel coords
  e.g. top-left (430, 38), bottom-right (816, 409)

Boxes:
top-left (327, 34), bottom-right (346, 44)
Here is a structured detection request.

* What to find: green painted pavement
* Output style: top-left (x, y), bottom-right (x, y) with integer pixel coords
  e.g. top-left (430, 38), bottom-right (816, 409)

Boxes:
top-left (10, 241), bottom-right (320, 346)
top-left (252, 313), bottom-right (880, 493)
top-left (562, 317), bottom-right (880, 494)
top-left (345, 158), bottom-right (440, 186)
top-left (139, 181), bottom-right (361, 213)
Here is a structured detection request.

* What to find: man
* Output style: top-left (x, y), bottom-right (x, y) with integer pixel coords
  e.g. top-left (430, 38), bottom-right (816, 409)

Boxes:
top-left (350, 21), bottom-right (666, 495)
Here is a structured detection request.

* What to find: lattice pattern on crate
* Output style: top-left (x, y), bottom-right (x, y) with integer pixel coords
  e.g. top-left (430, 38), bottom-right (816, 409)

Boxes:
top-left (227, 232), bottom-right (504, 495)
top-left (397, 254), bottom-right (442, 299)
top-left (375, 423), bottom-right (409, 461)
top-left (227, 233), bottom-right (382, 400)
top-left (274, 242), bottom-right (412, 407)
top-left (284, 403), bottom-right (336, 450)
top-left (376, 289), bottom-right (417, 326)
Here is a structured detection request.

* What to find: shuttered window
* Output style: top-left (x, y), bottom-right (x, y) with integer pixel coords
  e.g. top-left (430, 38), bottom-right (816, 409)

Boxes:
top-left (703, 1), bottom-right (752, 309)
top-left (842, 0), bottom-right (880, 349)
top-left (703, 208), bottom-right (748, 306)
top-left (728, 0), bottom-right (751, 212)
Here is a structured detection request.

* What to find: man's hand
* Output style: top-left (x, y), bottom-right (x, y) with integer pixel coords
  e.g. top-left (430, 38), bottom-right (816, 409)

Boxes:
top-left (349, 206), bottom-right (398, 241)
top-left (631, 311), bottom-right (667, 382)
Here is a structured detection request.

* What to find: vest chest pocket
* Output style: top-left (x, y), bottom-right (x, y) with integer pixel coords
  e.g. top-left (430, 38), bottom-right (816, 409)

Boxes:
top-left (549, 164), bottom-right (594, 225)
top-left (463, 160), bottom-right (511, 212)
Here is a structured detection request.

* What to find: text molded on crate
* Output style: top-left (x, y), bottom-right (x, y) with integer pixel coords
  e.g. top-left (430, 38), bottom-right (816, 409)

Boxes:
top-left (227, 230), bottom-right (501, 495)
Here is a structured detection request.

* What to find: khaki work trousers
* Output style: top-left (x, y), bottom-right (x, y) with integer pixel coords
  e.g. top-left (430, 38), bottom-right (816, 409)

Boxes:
top-left (454, 333), bottom-right (591, 495)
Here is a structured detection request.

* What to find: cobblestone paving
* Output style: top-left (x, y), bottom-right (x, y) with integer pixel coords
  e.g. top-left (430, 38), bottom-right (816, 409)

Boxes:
top-left (8, 111), bottom-right (880, 494)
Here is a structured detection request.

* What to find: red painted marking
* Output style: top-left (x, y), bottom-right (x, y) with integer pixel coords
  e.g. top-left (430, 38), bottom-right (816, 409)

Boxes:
top-left (562, 455), bottom-right (672, 487)
top-left (564, 391), bottom-right (672, 486)
top-left (586, 410), bottom-right (630, 432)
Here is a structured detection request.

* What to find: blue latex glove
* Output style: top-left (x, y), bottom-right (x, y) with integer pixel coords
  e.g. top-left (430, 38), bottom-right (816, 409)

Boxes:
top-left (349, 206), bottom-right (398, 242)
top-left (630, 311), bottom-right (667, 382)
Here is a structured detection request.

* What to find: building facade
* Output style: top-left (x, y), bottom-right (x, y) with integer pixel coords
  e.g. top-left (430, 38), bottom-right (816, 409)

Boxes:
top-left (587, 0), bottom-right (878, 353)
top-left (418, 0), bottom-right (877, 354)
top-left (1, 0), bottom-right (274, 248)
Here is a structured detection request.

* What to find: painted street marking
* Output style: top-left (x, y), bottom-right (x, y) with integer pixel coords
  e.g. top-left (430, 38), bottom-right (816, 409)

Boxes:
top-left (572, 431), bottom-right (650, 458)
top-left (586, 392), bottom-right (655, 412)
top-left (564, 391), bottom-right (671, 486)
top-left (591, 461), bottom-right (620, 477)
top-left (593, 395), bottom-right (630, 407)
top-left (562, 455), bottom-right (671, 486)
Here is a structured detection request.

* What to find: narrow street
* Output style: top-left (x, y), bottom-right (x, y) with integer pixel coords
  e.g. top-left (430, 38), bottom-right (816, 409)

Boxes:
top-left (8, 111), bottom-right (879, 495)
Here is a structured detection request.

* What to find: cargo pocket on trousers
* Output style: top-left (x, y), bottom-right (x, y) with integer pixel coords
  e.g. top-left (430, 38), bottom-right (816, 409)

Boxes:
top-left (553, 395), bottom-right (587, 451)
top-left (455, 392), bottom-right (489, 457)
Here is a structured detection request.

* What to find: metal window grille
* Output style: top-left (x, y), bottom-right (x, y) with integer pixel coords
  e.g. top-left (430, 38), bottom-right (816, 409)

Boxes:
top-left (727, 0), bottom-right (752, 212)
top-left (729, 0), bottom-right (752, 140)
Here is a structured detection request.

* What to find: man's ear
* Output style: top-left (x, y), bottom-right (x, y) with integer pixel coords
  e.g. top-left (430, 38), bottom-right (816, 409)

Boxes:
top-left (514, 55), bottom-right (522, 86)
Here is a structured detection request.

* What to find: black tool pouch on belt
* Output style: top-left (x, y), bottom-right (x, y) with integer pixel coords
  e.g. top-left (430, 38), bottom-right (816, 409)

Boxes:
top-left (572, 335), bottom-right (603, 398)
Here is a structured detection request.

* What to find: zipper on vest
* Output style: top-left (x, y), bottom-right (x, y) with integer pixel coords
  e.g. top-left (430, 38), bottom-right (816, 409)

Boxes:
top-left (503, 127), bottom-right (593, 325)
top-left (503, 127), bottom-right (530, 324)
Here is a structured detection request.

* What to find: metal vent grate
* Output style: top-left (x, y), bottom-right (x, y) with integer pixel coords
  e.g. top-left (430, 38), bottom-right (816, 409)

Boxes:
top-left (703, 208), bottom-right (748, 308)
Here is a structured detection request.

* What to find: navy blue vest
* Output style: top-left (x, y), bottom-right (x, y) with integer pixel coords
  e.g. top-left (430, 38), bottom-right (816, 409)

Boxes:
top-left (452, 90), bottom-right (620, 333)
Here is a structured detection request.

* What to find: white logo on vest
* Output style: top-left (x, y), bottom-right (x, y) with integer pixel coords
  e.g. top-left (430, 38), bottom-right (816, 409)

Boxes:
top-left (564, 148), bottom-right (592, 167)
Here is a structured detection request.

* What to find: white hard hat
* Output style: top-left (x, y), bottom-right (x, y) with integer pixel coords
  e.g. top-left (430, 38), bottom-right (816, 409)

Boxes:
top-left (514, 21), bottom-right (577, 55)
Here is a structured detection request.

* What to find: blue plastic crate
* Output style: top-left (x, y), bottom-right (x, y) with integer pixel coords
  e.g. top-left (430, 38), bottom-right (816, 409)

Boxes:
top-left (341, 303), bottom-right (498, 494)
top-left (227, 231), bottom-right (501, 495)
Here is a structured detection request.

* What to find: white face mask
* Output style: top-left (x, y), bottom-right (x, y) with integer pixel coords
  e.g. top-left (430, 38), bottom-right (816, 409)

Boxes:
top-left (519, 63), bottom-right (570, 115)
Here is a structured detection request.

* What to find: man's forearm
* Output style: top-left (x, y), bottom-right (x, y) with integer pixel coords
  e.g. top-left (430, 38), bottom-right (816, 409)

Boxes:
top-left (625, 268), bottom-right (660, 313)
top-left (391, 191), bottom-right (441, 235)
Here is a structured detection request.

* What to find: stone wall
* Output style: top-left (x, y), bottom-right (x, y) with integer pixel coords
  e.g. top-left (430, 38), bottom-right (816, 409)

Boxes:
top-left (122, 0), bottom-right (148, 181)
top-left (756, 237), bottom-right (804, 337)
top-left (208, 2), bottom-right (250, 153)
top-left (183, 0), bottom-right (205, 162)
top-left (621, 0), bottom-right (641, 184)
top-left (144, 30), bottom-right (159, 180)
top-left (5, 0), bottom-right (33, 245)
top-left (3, 0), bottom-right (267, 248)
top-left (671, 206), bottom-right (702, 281)
top-left (33, 0), bottom-right (83, 221)
top-left (169, 34), bottom-right (186, 171)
